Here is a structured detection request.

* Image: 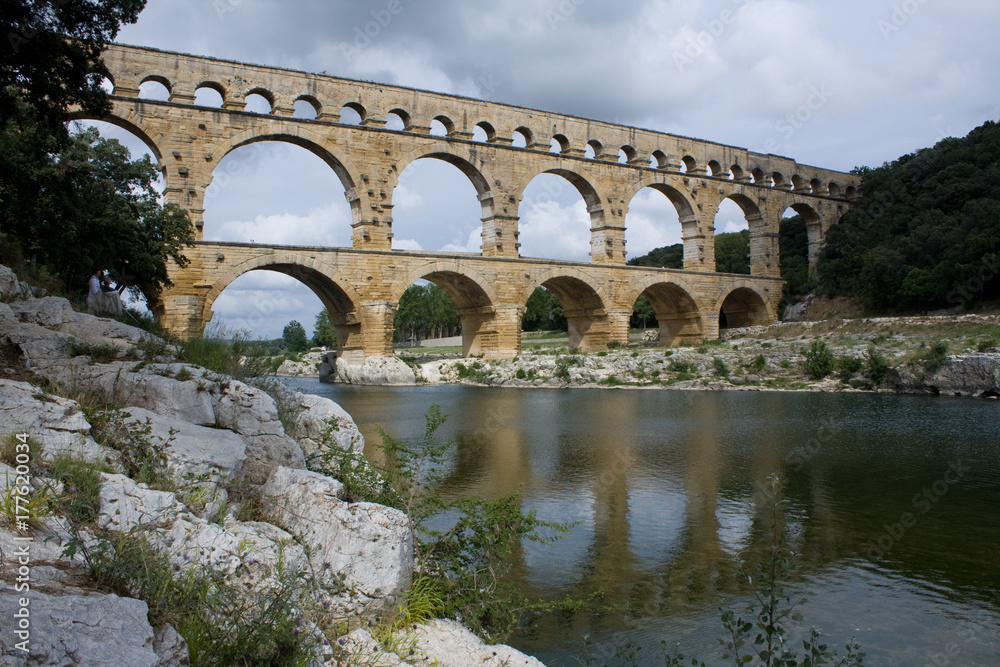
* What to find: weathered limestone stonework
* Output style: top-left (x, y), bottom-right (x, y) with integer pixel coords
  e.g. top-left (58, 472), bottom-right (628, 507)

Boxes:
top-left (90, 44), bottom-right (858, 360)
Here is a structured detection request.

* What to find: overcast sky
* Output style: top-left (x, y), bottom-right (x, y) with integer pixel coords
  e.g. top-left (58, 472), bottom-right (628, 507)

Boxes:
top-left (91, 0), bottom-right (1000, 339)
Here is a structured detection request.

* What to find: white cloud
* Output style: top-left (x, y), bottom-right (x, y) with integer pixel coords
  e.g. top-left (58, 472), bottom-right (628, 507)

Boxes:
top-left (518, 200), bottom-right (591, 262)
top-left (209, 272), bottom-right (324, 340)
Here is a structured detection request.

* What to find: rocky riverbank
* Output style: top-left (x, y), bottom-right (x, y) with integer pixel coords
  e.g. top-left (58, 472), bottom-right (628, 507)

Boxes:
top-left (0, 264), bottom-right (542, 666)
top-left (275, 317), bottom-right (1000, 397)
top-left (339, 315), bottom-right (998, 398)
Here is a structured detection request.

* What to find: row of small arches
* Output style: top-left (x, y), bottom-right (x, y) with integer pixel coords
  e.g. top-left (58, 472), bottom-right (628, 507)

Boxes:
top-left (129, 75), bottom-right (856, 200)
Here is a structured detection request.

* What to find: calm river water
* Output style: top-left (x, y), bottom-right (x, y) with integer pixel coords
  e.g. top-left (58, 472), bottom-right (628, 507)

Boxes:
top-left (282, 379), bottom-right (1000, 666)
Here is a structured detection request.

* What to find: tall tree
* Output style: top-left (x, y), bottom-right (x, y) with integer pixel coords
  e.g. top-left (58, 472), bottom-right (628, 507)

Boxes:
top-left (282, 320), bottom-right (308, 353)
top-left (1, 0), bottom-right (145, 142)
top-left (4, 127), bottom-right (193, 301)
top-left (313, 307), bottom-right (337, 348)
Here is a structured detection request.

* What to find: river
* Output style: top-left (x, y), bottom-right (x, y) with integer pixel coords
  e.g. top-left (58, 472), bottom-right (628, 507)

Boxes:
top-left (281, 379), bottom-right (1000, 666)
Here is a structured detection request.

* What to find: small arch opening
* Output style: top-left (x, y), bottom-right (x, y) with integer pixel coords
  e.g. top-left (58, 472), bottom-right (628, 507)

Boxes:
top-left (828, 182), bottom-right (841, 198)
top-left (707, 160), bottom-right (724, 177)
top-left (138, 78), bottom-right (170, 101)
top-left (750, 168), bottom-right (767, 185)
top-left (651, 150), bottom-right (668, 169)
top-left (475, 121), bottom-right (496, 142)
top-left (431, 115), bottom-right (454, 136)
top-left (550, 134), bottom-right (569, 154)
top-left (244, 92), bottom-right (273, 114)
top-left (195, 83), bottom-right (225, 108)
top-left (681, 156), bottom-right (697, 173)
top-left (586, 139), bottom-right (602, 159)
top-left (619, 145), bottom-right (637, 164)
top-left (810, 178), bottom-right (823, 194)
top-left (511, 128), bottom-right (532, 149)
top-left (386, 110), bottom-right (408, 131)
top-left (729, 165), bottom-right (744, 181)
top-left (771, 172), bottom-right (787, 189)
top-left (339, 103), bottom-right (365, 125)
top-left (293, 96), bottom-right (319, 119)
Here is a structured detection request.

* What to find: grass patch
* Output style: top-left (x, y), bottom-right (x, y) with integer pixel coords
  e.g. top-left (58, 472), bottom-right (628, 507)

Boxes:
top-left (65, 339), bottom-right (121, 363)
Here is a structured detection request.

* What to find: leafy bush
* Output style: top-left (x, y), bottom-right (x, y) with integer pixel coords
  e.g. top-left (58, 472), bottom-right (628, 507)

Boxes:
top-left (606, 340), bottom-right (623, 350)
top-left (712, 357), bottom-right (730, 378)
top-left (836, 355), bottom-right (865, 382)
top-left (749, 354), bottom-right (768, 373)
top-left (668, 360), bottom-right (691, 373)
top-left (88, 409), bottom-right (169, 487)
top-left (865, 345), bottom-right (890, 386)
top-left (922, 341), bottom-right (949, 373)
top-left (64, 338), bottom-right (120, 363)
top-left (178, 325), bottom-right (271, 385)
top-left (803, 340), bottom-right (835, 380)
top-left (515, 368), bottom-right (527, 380)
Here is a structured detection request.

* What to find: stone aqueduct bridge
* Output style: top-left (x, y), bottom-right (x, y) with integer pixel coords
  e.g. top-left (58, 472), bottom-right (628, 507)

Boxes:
top-left (91, 44), bottom-right (858, 361)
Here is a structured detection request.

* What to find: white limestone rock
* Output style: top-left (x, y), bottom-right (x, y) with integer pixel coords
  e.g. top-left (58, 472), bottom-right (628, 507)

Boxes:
top-left (0, 378), bottom-right (113, 463)
top-left (333, 356), bottom-right (416, 386)
top-left (120, 406), bottom-right (247, 488)
top-left (7, 296), bottom-right (73, 328)
top-left (212, 378), bottom-right (305, 483)
top-left (153, 624), bottom-right (190, 667)
top-left (0, 265), bottom-right (30, 302)
top-left (98, 473), bottom-right (184, 532)
top-left (0, 589), bottom-right (161, 666)
top-left (262, 466), bottom-right (413, 616)
top-left (293, 391), bottom-right (365, 460)
top-left (403, 619), bottom-right (546, 667)
top-left (0, 516), bottom-right (96, 577)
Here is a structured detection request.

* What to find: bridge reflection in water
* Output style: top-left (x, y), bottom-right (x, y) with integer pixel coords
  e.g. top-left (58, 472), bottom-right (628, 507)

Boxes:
top-left (287, 380), bottom-right (1000, 666)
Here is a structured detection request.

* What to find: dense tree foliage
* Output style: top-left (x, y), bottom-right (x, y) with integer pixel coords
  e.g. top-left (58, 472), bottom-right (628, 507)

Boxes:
top-left (817, 120), bottom-right (1000, 311)
top-left (779, 215), bottom-right (817, 300)
top-left (0, 0), bottom-right (194, 304)
top-left (630, 295), bottom-right (655, 329)
top-left (393, 284), bottom-right (460, 342)
top-left (282, 320), bottom-right (308, 353)
top-left (3, 127), bottom-right (193, 301)
top-left (627, 244), bottom-right (683, 269)
top-left (1, 0), bottom-right (145, 142)
top-left (313, 307), bottom-right (337, 348)
top-left (522, 287), bottom-right (566, 331)
top-left (715, 230), bottom-right (750, 274)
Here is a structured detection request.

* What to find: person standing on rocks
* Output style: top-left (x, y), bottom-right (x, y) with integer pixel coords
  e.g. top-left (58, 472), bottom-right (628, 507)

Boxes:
top-left (87, 269), bottom-right (102, 311)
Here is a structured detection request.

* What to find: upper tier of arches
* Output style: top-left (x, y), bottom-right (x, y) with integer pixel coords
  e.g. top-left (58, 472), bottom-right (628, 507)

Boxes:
top-left (105, 43), bottom-right (858, 201)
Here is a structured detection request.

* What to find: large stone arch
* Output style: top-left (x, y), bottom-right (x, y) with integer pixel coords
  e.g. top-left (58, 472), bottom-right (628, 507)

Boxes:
top-left (516, 166), bottom-right (608, 263)
top-left (716, 283), bottom-right (774, 330)
top-left (391, 261), bottom-right (500, 358)
top-left (202, 252), bottom-right (365, 358)
top-left (209, 126), bottom-right (360, 192)
top-left (388, 143), bottom-right (497, 254)
top-left (521, 267), bottom-right (610, 351)
top-left (624, 180), bottom-right (701, 269)
top-left (621, 274), bottom-right (704, 346)
top-left (69, 108), bottom-right (165, 163)
top-left (783, 201), bottom-right (824, 270)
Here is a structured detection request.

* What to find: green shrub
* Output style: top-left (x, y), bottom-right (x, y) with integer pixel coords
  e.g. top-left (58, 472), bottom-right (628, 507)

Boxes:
top-left (668, 360), bottom-right (691, 373)
top-left (606, 340), bottom-right (623, 350)
top-left (977, 337), bottom-right (998, 352)
top-left (865, 345), bottom-right (890, 386)
top-left (712, 357), bottom-right (730, 378)
top-left (836, 355), bottom-right (864, 382)
top-left (922, 341), bottom-right (949, 373)
top-left (749, 354), bottom-right (767, 373)
top-left (88, 410), bottom-right (169, 488)
top-left (803, 340), bottom-right (835, 380)
top-left (515, 368), bottom-right (527, 379)
top-left (178, 325), bottom-right (271, 385)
